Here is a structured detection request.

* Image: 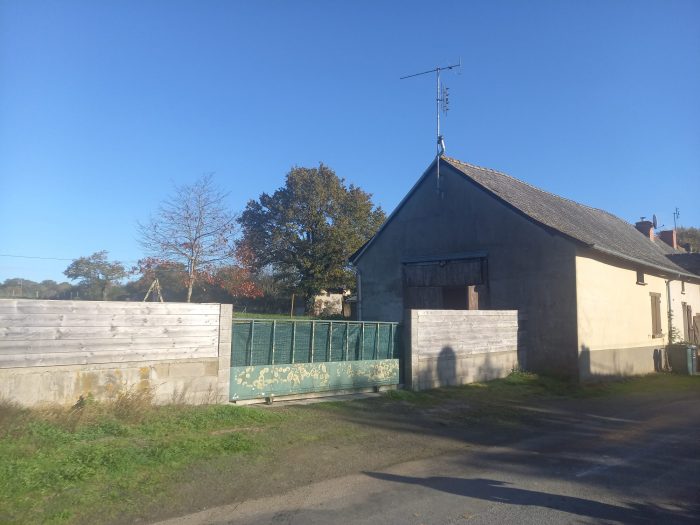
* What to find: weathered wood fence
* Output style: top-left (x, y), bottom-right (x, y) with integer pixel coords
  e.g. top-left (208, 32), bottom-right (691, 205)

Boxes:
top-left (404, 309), bottom-right (522, 390)
top-left (0, 299), bottom-right (232, 406)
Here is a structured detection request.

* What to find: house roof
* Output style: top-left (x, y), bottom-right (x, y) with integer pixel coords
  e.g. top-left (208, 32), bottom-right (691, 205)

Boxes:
top-left (351, 156), bottom-right (698, 280)
top-left (667, 254), bottom-right (700, 276)
top-left (653, 237), bottom-right (682, 255)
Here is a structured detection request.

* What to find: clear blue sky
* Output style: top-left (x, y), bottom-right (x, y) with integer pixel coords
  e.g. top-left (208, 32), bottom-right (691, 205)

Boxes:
top-left (1, 0), bottom-right (699, 283)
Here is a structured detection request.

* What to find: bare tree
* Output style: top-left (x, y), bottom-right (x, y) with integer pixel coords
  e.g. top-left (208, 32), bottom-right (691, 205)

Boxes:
top-left (138, 174), bottom-right (237, 302)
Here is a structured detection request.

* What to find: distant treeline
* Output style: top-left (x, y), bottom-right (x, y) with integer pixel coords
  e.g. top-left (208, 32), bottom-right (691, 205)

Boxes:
top-left (0, 274), bottom-right (296, 315)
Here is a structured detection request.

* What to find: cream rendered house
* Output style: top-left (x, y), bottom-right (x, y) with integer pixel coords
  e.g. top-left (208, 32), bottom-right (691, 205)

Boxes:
top-left (350, 156), bottom-right (700, 380)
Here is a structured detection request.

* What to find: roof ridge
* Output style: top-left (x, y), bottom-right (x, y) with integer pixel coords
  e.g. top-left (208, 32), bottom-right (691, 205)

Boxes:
top-left (442, 156), bottom-right (617, 218)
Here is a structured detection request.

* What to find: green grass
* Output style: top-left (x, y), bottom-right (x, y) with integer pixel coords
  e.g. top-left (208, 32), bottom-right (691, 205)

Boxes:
top-left (383, 371), bottom-right (700, 407)
top-left (0, 392), bottom-right (285, 524)
top-left (378, 372), bottom-right (700, 425)
top-left (2, 372), bottom-right (698, 524)
top-left (381, 370), bottom-right (578, 406)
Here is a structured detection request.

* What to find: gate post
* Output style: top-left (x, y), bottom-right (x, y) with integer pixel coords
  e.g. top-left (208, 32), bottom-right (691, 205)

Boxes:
top-left (217, 304), bottom-right (233, 403)
top-left (403, 309), bottom-right (414, 390)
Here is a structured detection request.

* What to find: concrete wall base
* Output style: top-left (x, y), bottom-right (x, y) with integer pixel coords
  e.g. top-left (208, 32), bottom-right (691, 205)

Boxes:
top-left (0, 302), bottom-right (234, 407)
top-left (579, 344), bottom-right (664, 381)
top-left (0, 358), bottom-right (221, 407)
top-left (411, 350), bottom-right (517, 390)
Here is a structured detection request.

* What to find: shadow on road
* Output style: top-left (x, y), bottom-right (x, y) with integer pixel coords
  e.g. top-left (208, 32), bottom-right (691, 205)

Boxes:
top-left (364, 472), bottom-right (700, 524)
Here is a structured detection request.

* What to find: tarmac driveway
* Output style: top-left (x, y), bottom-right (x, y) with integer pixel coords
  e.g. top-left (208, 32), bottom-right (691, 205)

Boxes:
top-left (157, 386), bottom-right (700, 525)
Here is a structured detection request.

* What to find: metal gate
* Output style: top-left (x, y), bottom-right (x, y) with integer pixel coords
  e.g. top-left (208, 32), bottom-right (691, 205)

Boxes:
top-left (230, 319), bottom-right (401, 401)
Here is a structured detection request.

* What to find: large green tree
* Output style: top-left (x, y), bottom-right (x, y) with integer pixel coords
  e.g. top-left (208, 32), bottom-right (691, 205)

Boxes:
top-left (239, 164), bottom-right (386, 304)
top-left (63, 251), bottom-right (127, 300)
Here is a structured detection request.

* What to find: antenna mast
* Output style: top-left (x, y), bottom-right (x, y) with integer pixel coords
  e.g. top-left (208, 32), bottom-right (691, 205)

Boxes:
top-left (401, 60), bottom-right (460, 190)
top-left (673, 207), bottom-right (680, 230)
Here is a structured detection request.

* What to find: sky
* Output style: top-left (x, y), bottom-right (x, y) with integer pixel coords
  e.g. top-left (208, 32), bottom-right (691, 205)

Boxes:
top-left (1, 0), bottom-right (699, 283)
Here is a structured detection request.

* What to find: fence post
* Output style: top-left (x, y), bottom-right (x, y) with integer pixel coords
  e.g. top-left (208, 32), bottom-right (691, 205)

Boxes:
top-left (389, 323), bottom-right (394, 359)
top-left (270, 320), bottom-right (276, 365)
top-left (248, 320), bottom-right (255, 366)
top-left (344, 322), bottom-right (349, 361)
top-left (328, 321), bottom-right (333, 361)
top-left (361, 323), bottom-right (365, 360)
top-left (310, 321), bottom-right (315, 363)
top-left (373, 323), bottom-right (379, 359)
top-left (291, 321), bottom-right (296, 364)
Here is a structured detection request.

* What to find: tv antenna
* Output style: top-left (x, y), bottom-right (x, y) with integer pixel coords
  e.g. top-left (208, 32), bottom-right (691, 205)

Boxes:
top-left (673, 207), bottom-right (680, 230)
top-left (401, 60), bottom-right (461, 190)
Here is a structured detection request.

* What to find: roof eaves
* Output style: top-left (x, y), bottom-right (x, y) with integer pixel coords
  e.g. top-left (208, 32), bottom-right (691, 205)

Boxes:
top-left (590, 244), bottom-right (700, 281)
top-left (442, 157), bottom-right (696, 280)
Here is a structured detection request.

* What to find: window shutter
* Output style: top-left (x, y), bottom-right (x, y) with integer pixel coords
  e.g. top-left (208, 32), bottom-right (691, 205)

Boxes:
top-left (650, 293), bottom-right (662, 337)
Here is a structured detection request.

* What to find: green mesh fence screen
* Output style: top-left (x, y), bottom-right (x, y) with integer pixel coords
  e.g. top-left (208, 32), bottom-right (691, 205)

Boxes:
top-left (232, 319), bottom-right (401, 367)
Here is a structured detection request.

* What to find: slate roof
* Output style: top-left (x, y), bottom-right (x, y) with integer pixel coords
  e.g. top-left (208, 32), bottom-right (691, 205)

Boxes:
top-left (351, 156), bottom-right (698, 280)
top-left (653, 237), bottom-right (684, 256)
top-left (668, 254), bottom-right (700, 276)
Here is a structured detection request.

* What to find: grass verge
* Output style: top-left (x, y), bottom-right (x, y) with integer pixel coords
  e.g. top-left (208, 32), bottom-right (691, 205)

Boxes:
top-left (1, 372), bottom-right (697, 524)
top-left (0, 391), bottom-right (283, 524)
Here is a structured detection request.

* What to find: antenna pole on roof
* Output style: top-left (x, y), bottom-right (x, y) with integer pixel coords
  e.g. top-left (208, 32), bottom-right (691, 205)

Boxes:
top-left (673, 207), bottom-right (680, 230)
top-left (401, 60), bottom-right (460, 191)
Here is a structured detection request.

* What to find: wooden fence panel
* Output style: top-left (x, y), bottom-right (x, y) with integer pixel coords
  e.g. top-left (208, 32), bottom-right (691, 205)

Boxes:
top-left (405, 309), bottom-right (521, 390)
top-left (0, 299), bottom-right (222, 368)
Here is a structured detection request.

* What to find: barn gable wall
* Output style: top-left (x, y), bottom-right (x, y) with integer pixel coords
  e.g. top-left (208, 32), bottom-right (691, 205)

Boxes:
top-left (355, 163), bottom-right (579, 376)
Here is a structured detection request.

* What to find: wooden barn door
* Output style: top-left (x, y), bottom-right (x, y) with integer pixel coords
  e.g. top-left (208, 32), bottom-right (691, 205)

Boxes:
top-left (403, 257), bottom-right (488, 310)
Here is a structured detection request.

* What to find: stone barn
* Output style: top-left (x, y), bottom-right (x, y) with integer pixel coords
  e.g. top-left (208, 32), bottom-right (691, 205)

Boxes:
top-left (350, 156), bottom-right (700, 379)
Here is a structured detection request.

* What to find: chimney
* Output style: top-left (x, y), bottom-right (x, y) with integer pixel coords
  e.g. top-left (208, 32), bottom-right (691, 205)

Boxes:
top-left (634, 220), bottom-right (654, 240)
top-left (658, 230), bottom-right (677, 250)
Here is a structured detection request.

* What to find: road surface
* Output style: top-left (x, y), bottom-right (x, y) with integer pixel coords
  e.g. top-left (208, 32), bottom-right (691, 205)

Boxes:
top-left (157, 390), bottom-right (700, 524)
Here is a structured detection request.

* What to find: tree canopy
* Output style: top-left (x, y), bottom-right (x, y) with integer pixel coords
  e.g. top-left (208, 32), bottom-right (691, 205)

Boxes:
top-left (63, 251), bottom-right (127, 300)
top-left (238, 164), bottom-right (385, 303)
top-left (677, 226), bottom-right (700, 253)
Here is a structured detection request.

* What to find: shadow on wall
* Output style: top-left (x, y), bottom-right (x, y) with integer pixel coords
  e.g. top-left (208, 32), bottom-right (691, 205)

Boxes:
top-left (476, 352), bottom-right (498, 382)
top-left (415, 347), bottom-right (505, 389)
top-left (578, 344), bottom-right (660, 380)
top-left (437, 346), bottom-right (456, 386)
top-left (415, 346), bottom-right (457, 389)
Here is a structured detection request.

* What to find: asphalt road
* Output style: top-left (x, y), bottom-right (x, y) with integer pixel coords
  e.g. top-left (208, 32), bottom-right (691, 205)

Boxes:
top-left (158, 391), bottom-right (700, 525)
